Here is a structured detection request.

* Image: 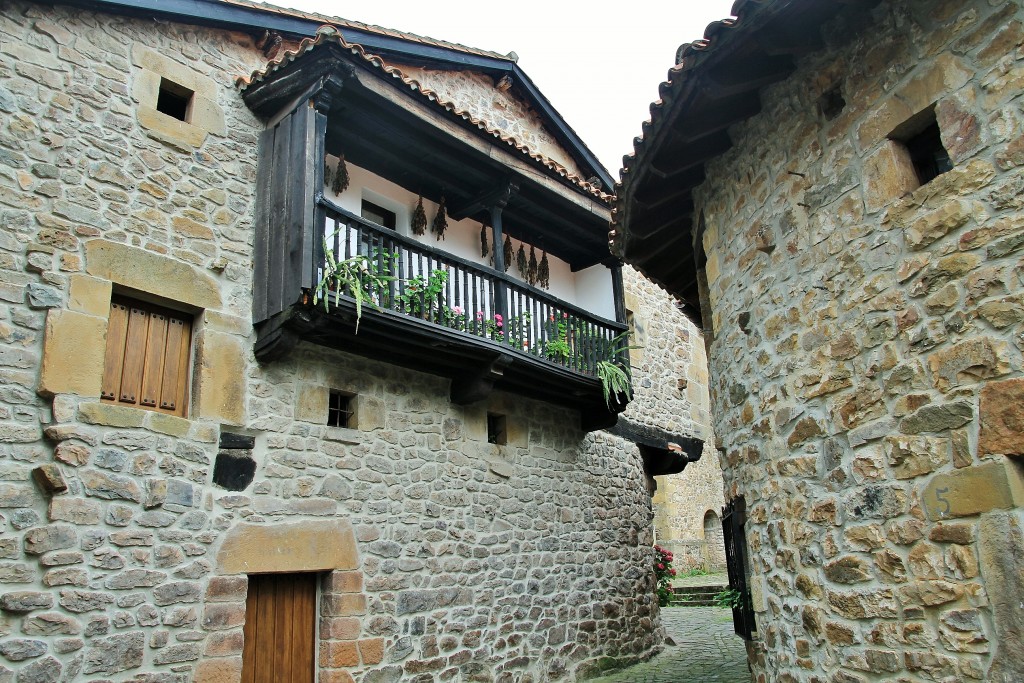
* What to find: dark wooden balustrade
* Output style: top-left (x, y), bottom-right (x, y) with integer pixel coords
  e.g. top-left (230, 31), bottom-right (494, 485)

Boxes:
top-left (317, 197), bottom-right (627, 379)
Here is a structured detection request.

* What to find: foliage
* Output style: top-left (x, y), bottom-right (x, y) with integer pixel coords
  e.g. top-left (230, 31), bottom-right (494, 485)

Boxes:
top-left (542, 312), bottom-right (573, 362)
top-left (516, 244), bottom-right (527, 278)
top-left (411, 196), bottom-right (427, 236)
top-left (502, 235), bottom-right (513, 273)
top-left (397, 268), bottom-right (448, 317)
top-left (677, 566), bottom-right (710, 578)
top-left (595, 331), bottom-right (640, 408)
top-left (331, 154), bottom-right (349, 195)
top-left (654, 545), bottom-right (677, 607)
top-left (713, 588), bottom-right (745, 611)
top-left (432, 195), bottom-right (448, 240)
top-left (313, 238), bottom-right (395, 333)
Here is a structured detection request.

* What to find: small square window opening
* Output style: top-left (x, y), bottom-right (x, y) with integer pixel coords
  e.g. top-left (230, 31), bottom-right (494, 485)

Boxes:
top-left (361, 200), bottom-right (397, 230)
top-left (328, 391), bottom-right (355, 428)
top-left (889, 105), bottom-right (952, 187)
top-left (156, 78), bottom-right (194, 122)
top-left (817, 85), bottom-right (846, 121)
top-left (487, 413), bottom-right (507, 445)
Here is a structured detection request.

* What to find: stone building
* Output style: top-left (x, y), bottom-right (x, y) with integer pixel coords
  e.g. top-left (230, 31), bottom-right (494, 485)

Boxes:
top-left (0, 0), bottom-right (710, 680)
top-left (612, 0), bottom-right (1024, 681)
top-left (619, 269), bottom-right (725, 569)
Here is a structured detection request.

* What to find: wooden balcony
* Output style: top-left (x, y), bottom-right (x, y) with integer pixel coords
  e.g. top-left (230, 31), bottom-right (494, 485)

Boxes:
top-left (255, 196), bottom-right (629, 430)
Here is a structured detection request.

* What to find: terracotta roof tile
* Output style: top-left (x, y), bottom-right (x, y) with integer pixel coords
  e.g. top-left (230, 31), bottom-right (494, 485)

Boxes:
top-left (238, 25), bottom-right (611, 201)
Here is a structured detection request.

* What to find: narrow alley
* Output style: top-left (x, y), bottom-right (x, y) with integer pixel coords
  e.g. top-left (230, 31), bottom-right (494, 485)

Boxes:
top-left (588, 608), bottom-right (749, 683)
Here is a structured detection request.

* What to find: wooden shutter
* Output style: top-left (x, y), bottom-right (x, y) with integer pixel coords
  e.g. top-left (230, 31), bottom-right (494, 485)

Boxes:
top-left (242, 573), bottom-right (317, 683)
top-left (101, 297), bottom-right (191, 417)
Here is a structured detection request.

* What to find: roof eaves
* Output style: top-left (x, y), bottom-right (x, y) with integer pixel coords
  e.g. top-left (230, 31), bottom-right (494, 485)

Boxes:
top-left (238, 26), bottom-right (613, 203)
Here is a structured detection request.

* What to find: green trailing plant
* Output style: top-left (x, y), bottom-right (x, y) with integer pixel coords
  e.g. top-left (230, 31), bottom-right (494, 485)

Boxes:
top-left (654, 545), bottom-right (677, 607)
top-left (502, 235), bottom-right (513, 272)
top-left (331, 154), bottom-right (349, 195)
top-left (313, 237), bottom-right (395, 333)
top-left (411, 196), bottom-right (427, 236)
top-left (397, 268), bottom-right (448, 317)
top-left (595, 330), bottom-right (640, 408)
top-left (432, 195), bottom-right (448, 240)
top-left (713, 588), bottom-right (745, 611)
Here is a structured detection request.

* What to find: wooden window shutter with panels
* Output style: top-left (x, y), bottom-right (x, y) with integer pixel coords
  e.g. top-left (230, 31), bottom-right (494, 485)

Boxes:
top-left (101, 297), bottom-right (192, 418)
top-left (242, 573), bottom-right (317, 683)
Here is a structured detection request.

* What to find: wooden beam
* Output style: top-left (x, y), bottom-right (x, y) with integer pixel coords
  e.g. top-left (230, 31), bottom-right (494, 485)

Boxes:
top-left (448, 179), bottom-right (519, 220)
top-left (450, 354), bottom-right (514, 405)
top-left (703, 54), bottom-right (795, 97)
top-left (647, 131), bottom-right (732, 182)
top-left (666, 93), bottom-right (762, 143)
top-left (351, 69), bottom-right (609, 217)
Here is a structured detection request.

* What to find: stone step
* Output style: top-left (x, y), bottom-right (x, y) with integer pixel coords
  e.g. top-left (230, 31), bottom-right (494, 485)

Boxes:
top-left (670, 596), bottom-right (721, 607)
top-left (672, 584), bottom-right (729, 596)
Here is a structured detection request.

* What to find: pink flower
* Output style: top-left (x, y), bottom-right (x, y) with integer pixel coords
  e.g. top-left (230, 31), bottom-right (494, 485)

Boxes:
top-left (477, 311), bottom-right (484, 320)
top-left (562, 312), bottom-right (568, 318)
top-left (669, 569), bottom-right (677, 576)
top-left (452, 306), bottom-right (463, 316)
top-left (522, 341), bottom-right (529, 349)
top-left (657, 563), bottom-right (665, 570)
top-left (549, 315), bottom-right (555, 322)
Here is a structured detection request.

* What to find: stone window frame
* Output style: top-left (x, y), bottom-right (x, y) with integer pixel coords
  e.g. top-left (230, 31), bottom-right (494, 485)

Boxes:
top-left (39, 239), bottom-right (245, 428)
top-left (131, 44), bottom-right (226, 150)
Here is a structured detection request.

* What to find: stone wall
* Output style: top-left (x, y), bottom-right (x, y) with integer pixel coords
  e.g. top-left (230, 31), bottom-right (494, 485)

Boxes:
top-left (0, 3), bottom-right (662, 681)
top-left (621, 268), bottom-right (725, 570)
top-left (694, 0), bottom-right (1024, 680)
top-left (389, 63), bottom-right (585, 179)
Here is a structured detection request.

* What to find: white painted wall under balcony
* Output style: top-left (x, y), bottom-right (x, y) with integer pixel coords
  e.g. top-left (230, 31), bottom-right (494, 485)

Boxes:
top-left (326, 156), bottom-right (616, 321)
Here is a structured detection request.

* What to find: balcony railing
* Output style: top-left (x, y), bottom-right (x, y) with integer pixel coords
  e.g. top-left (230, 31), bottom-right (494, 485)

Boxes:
top-left (316, 197), bottom-right (627, 378)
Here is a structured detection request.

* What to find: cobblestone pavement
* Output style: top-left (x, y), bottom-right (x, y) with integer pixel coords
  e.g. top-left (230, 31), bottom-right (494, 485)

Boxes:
top-left (587, 607), bottom-right (750, 683)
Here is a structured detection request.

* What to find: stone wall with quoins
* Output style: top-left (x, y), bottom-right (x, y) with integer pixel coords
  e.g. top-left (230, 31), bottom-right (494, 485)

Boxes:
top-left (621, 267), bottom-right (725, 569)
top-left (693, 0), bottom-right (1024, 681)
top-left (0, 2), bottom-right (662, 681)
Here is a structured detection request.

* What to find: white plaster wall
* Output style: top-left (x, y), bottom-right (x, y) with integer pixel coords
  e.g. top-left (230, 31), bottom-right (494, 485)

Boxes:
top-left (326, 156), bottom-right (610, 317)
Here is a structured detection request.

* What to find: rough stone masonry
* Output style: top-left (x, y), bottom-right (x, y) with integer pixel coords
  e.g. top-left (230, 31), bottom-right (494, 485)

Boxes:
top-left (691, 0), bottom-right (1024, 681)
top-left (0, 2), bottom-right (713, 681)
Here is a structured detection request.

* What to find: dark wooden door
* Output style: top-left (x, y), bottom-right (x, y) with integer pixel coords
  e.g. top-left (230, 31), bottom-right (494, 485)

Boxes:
top-left (242, 573), bottom-right (317, 683)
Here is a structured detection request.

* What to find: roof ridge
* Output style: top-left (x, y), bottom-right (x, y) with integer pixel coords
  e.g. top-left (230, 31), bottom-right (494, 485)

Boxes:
top-left (238, 25), bottom-right (611, 202)
top-left (220, 0), bottom-right (513, 61)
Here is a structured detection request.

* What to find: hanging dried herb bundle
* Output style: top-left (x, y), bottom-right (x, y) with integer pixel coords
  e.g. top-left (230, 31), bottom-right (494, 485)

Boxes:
top-left (480, 223), bottom-right (489, 258)
top-left (528, 245), bottom-right (538, 286)
top-left (411, 196), bottom-right (427, 236)
top-left (324, 161), bottom-right (333, 189)
top-left (332, 155), bottom-right (350, 195)
top-left (432, 195), bottom-right (448, 240)
top-left (502, 235), bottom-right (513, 272)
top-left (516, 244), bottom-right (527, 278)
top-left (538, 251), bottom-right (550, 289)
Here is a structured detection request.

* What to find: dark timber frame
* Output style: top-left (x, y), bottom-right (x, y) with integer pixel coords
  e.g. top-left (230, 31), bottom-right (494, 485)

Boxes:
top-left (244, 32), bottom-right (627, 431)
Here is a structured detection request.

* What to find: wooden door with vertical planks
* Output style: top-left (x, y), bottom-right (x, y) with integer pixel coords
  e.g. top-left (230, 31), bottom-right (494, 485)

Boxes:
top-left (241, 573), bottom-right (317, 683)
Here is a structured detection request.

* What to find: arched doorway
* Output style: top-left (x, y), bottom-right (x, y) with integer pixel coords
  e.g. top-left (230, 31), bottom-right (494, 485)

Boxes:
top-left (702, 510), bottom-right (726, 569)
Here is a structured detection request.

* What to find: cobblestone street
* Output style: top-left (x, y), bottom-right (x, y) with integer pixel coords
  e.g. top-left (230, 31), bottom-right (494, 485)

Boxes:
top-left (588, 608), bottom-right (750, 683)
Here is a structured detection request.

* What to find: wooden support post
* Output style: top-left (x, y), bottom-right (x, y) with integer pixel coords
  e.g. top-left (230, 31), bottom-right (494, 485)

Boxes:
top-left (490, 205), bottom-right (508, 329)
